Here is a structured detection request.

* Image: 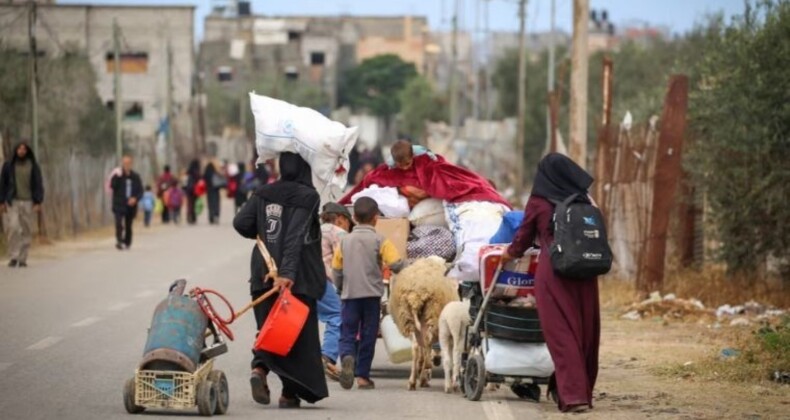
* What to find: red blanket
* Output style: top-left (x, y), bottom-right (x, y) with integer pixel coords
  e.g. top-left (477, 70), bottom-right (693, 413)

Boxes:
top-left (340, 154), bottom-right (510, 208)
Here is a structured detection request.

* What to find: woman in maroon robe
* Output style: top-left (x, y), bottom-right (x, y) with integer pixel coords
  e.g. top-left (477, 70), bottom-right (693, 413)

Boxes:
top-left (504, 153), bottom-right (600, 413)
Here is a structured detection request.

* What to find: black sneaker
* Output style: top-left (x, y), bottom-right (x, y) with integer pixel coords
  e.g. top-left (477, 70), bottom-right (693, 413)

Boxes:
top-left (18, 261), bottom-right (27, 268)
top-left (8, 259), bottom-right (17, 267)
top-left (339, 355), bottom-right (355, 390)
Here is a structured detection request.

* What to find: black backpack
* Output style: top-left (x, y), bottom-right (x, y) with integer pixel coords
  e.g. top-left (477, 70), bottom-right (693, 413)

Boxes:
top-left (549, 194), bottom-right (613, 279)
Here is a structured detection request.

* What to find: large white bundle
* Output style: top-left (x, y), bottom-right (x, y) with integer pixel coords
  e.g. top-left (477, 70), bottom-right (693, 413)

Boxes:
top-left (445, 201), bottom-right (508, 282)
top-left (351, 185), bottom-right (410, 218)
top-left (249, 93), bottom-right (358, 202)
top-left (485, 339), bottom-right (554, 377)
top-left (409, 198), bottom-right (448, 227)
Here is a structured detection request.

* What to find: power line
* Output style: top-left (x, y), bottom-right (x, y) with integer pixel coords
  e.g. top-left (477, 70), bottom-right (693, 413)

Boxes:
top-left (37, 13), bottom-right (64, 54)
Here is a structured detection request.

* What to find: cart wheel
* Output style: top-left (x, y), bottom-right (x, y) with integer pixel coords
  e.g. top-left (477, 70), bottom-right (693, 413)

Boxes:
top-left (464, 354), bottom-right (486, 402)
top-left (123, 378), bottom-right (145, 414)
top-left (208, 370), bottom-right (229, 415)
top-left (511, 383), bottom-right (541, 402)
top-left (196, 379), bottom-right (217, 417)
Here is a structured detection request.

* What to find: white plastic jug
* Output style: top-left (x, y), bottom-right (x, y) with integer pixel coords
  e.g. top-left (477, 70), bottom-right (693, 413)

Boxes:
top-left (380, 315), bottom-right (412, 364)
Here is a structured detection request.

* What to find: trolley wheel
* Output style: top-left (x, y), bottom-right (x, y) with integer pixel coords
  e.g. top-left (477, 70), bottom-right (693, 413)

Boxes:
top-left (511, 383), bottom-right (541, 402)
top-left (196, 379), bottom-right (218, 417)
top-left (208, 370), bottom-right (230, 415)
top-left (464, 354), bottom-right (486, 402)
top-left (123, 377), bottom-right (145, 414)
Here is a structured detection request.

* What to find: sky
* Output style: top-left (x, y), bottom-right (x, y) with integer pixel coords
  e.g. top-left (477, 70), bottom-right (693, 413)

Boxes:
top-left (59, 0), bottom-right (746, 41)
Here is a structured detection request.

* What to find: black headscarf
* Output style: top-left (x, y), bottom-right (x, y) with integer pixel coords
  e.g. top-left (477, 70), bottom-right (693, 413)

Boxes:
top-left (257, 152), bottom-right (318, 210)
top-left (12, 142), bottom-right (36, 164)
top-left (530, 153), bottom-right (594, 203)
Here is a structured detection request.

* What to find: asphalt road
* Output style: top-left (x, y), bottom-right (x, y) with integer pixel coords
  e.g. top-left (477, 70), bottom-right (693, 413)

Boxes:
top-left (0, 203), bottom-right (548, 420)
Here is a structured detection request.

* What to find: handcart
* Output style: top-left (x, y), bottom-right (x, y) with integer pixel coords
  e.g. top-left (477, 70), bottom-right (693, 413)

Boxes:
top-left (459, 247), bottom-right (554, 402)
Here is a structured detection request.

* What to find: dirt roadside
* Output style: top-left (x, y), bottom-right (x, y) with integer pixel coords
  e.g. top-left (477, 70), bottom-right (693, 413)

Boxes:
top-left (543, 309), bottom-right (790, 420)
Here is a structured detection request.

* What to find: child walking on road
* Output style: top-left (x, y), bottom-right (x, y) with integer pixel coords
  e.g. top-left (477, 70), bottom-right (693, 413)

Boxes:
top-left (141, 185), bottom-right (155, 227)
top-left (332, 197), bottom-right (404, 390)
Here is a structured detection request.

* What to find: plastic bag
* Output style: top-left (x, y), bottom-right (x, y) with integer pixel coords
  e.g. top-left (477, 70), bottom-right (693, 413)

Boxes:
top-left (351, 185), bottom-right (410, 218)
top-left (485, 339), bottom-right (554, 378)
top-left (195, 197), bottom-right (205, 216)
top-left (409, 198), bottom-right (448, 227)
top-left (249, 93), bottom-right (358, 202)
top-left (154, 198), bottom-right (164, 215)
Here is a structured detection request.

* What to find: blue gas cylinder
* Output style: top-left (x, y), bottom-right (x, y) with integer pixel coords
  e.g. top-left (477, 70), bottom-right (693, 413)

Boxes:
top-left (140, 295), bottom-right (208, 372)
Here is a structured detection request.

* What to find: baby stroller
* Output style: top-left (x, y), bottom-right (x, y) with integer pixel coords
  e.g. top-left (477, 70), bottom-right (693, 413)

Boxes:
top-left (459, 246), bottom-right (554, 402)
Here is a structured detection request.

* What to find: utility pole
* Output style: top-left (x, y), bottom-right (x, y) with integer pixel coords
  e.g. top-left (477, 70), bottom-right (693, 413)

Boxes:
top-left (515, 0), bottom-right (528, 196)
top-left (569, 0), bottom-right (589, 167)
top-left (166, 40), bottom-right (174, 168)
top-left (28, 2), bottom-right (39, 156)
top-left (448, 0), bottom-right (459, 132)
top-left (545, 0), bottom-right (556, 155)
top-left (113, 19), bottom-right (123, 161)
top-left (472, 0), bottom-right (480, 120)
top-left (484, 0), bottom-right (492, 122)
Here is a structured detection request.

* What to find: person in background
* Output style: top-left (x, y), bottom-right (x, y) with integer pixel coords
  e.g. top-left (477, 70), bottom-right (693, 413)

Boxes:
top-left (503, 153), bottom-right (601, 413)
top-left (185, 159), bottom-right (201, 225)
top-left (332, 197), bottom-right (405, 390)
top-left (140, 185), bottom-right (155, 228)
top-left (0, 142), bottom-right (44, 268)
top-left (233, 152), bottom-right (328, 409)
top-left (233, 161), bottom-right (249, 213)
top-left (318, 202), bottom-right (353, 381)
top-left (203, 160), bottom-right (224, 225)
top-left (110, 155), bottom-right (143, 250)
top-left (156, 165), bottom-right (174, 224)
top-left (167, 181), bottom-right (185, 225)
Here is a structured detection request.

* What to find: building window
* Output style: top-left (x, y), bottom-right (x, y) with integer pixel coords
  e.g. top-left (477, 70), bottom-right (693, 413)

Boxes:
top-left (217, 66), bottom-right (233, 82)
top-left (288, 31), bottom-right (301, 42)
top-left (285, 66), bottom-right (299, 81)
top-left (310, 52), bottom-right (325, 66)
top-left (105, 52), bottom-right (149, 74)
top-left (106, 101), bottom-right (144, 121)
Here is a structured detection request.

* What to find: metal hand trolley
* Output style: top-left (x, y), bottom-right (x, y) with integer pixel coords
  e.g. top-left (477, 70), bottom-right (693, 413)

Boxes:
top-left (459, 248), bottom-right (551, 402)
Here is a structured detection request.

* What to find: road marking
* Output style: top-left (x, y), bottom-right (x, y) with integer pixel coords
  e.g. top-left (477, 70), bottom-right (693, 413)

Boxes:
top-left (27, 336), bottom-right (62, 351)
top-left (0, 363), bottom-right (12, 372)
top-left (71, 317), bottom-right (101, 327)
top-left (108, 302), bottom-right (133, 311)
top-left (134, 290), bottom-right (156, 299)
top-left (482, 400), bottom-right (531, 420)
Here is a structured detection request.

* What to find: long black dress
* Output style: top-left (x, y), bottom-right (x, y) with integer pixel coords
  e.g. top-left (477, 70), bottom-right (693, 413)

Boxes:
top-left (233, 152), bottom-right (328, 404)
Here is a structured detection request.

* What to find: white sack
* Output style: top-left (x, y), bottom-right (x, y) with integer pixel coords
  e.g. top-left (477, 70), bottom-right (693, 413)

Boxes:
top-left (351, 185), bottom-right (410, 218)
top-left (485, 338), bottom-right (555, 378)
top-left (249, 93), bottom-right (358, 202)
top-left (445, 201), bottom-right (508, 282)
top-left (409, 198), bottom-right (448, 227)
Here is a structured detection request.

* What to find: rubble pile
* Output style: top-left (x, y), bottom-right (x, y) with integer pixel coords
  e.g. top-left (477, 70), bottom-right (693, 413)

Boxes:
top-left (621, 292), bottom-right (713, 322)
top-left (621, 292), bottom-right (788, 326)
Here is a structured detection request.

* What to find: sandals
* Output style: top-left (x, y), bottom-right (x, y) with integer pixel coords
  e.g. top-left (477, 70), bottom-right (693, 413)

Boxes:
top-left (250, 368), bottom-right (271, 405)
top-left (278, 396), bottom-right (301, 409)
top-left (357, 378), bottom-right (375, 390)
top-left (339, 355), bottom-right (356, 390)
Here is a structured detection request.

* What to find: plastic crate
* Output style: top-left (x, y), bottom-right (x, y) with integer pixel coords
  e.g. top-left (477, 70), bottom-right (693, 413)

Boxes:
top-left (135, 359), bottom-right (213, 410)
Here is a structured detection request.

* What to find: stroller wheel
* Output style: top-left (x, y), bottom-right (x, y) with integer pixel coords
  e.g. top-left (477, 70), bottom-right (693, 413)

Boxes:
top-left (511, 383), bottom-right (541, 402)
top-left (464, 354), bottom-right (486, 402)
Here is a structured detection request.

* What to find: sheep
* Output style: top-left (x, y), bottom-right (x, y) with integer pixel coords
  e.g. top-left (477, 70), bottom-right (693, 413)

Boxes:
top-left (388, 256), bottom-right (459, 390)
top-left (438, 300), bottom-right (471, 393)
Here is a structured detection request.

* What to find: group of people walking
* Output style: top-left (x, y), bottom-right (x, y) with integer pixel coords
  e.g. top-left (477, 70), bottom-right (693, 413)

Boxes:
top-left (232, 150), bottom-right (601, 414)
top-left (108, 157), bottom-right (264, 251)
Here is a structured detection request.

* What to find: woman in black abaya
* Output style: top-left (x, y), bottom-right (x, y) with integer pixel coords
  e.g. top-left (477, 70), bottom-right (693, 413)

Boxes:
top-left (233, 152), bottom-right (328, 408)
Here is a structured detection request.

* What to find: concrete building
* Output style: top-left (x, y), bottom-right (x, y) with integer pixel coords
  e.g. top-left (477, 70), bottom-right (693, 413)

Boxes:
top-left (200, 11), bottom-right (430, 116)
top-left (0, 3), bottom-right (194, 148)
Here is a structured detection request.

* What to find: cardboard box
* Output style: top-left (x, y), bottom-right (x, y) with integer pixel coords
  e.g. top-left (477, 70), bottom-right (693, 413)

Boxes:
top-left (375, 217), bottom-right (410, 261)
